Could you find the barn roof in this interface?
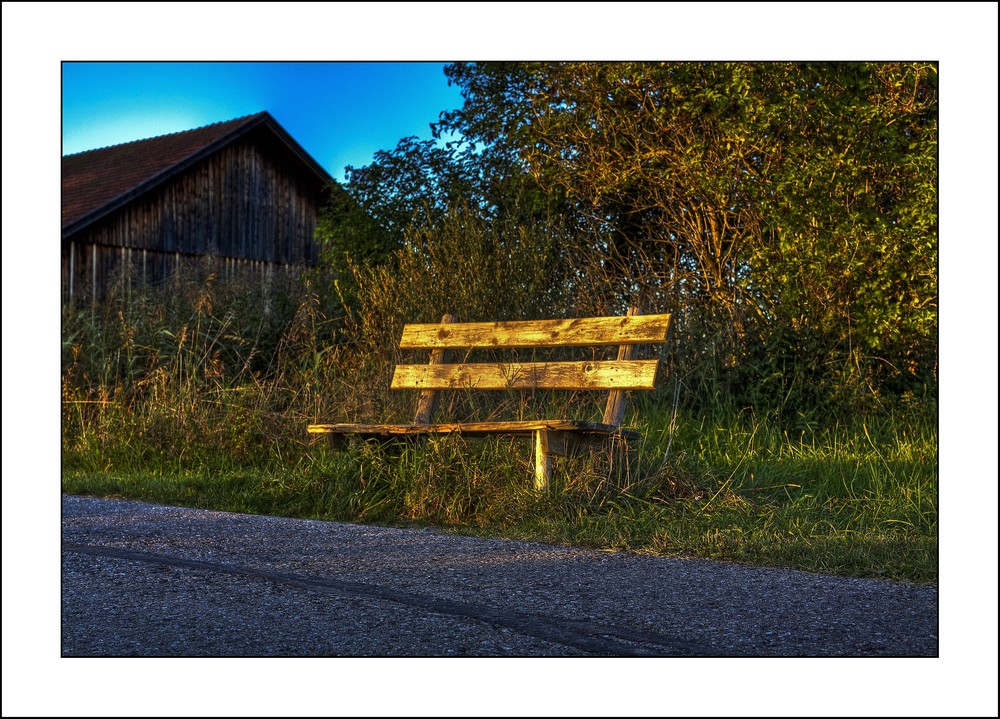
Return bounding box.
[62,111,333,238]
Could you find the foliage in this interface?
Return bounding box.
[433,61,938,417]
[324,203,583,424]
[753,63,939,401]
[313,180,397,273]
[61,268,329,469]
[319,89,575,281]
[327,62,940,419]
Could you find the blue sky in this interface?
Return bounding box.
[62,61,465,183]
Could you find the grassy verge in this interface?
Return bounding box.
[62,403,937,585]
[61,275,936,585]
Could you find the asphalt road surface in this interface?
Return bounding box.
[61,495,938,658]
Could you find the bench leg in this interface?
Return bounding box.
[534,430,568,491]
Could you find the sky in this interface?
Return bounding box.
[62,61,465,184]
[3,3,999,718]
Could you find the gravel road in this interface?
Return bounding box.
[61,494,938,657]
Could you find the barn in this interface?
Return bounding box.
[62,111,333,302]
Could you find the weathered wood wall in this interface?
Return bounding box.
[63,131,326,302]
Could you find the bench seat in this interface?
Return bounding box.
[308,420,638,439]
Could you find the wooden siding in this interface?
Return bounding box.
[62,131,325,302]
[61,241,312,304]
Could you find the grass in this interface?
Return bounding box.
[61,272,937,585]
[62,400,937,585]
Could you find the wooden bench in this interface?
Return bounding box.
[308,307,672,490]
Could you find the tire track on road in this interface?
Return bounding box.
[64,542,724,656]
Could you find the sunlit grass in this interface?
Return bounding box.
[62,275,937,585]
[63,401,937,584]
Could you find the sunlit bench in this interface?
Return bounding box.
[308,308,672,490]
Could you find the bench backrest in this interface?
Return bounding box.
[391,307,672,427]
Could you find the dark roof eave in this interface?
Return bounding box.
[62,112,334,239]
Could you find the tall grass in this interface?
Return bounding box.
[62,233,937,584]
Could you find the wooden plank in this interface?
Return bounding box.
[390,360,659,391]
[412,314,456,424]
[308,420,634,437]
[398,313,672,349]
[535,429,568,491]
[603,306,642,427]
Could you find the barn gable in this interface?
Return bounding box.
[62,111,333,302]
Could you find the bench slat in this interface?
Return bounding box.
[390,360,659,391]
[398,313,672,349]
[412,313,456,424]
[604,305,642,426]
[308,420,635,437]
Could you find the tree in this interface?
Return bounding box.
[436,61,938,410]
[440,62,770,310]
[747,62,938,404]
[318,61,937,414]
[313,180,395,270]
